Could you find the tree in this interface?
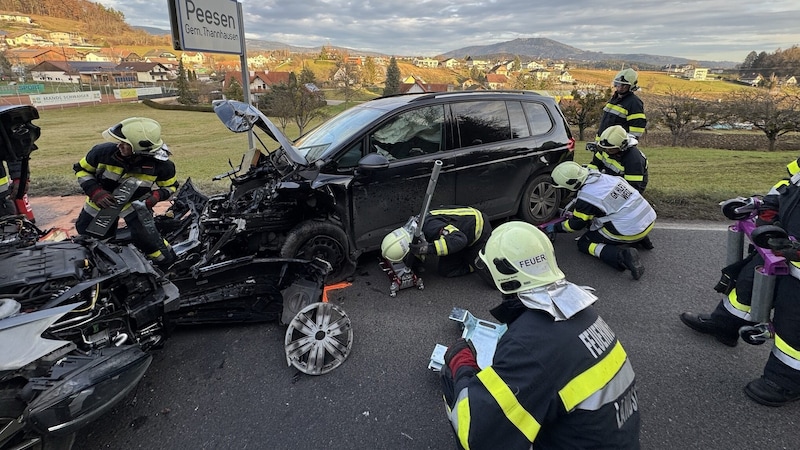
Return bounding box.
[258,83,294,131]
[0,52,13,79]
[362,56,378,86]
[727,88,800,151]
[559,88,610,140]
[224,78,244,102]
[334,60,361,104]
[176,59,195,105]
[645,88,731,146]
[383,57,401,96]
[289,72,327,135]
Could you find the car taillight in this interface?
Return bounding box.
[567,138,575,152]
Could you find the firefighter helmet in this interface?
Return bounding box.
[102,117,165,155]
[381,227,413,262]
[786,157,800,176]
[551,161,589,191]
[478,221,564,294]
[613,68,639,89]
[598,125,630,151]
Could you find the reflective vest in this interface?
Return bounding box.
[575,174,656,236]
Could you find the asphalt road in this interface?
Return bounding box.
[73,223,798,450]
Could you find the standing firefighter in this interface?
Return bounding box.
[680,157,800,406]
[74,117,179,269]
[596,68,646,139]
[546,161,656,280]
[588,125,649,194]
[440,221,640,449]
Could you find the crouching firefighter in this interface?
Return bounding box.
[74,117,179,269]
[382,206,493,282]
[440,221,640,449]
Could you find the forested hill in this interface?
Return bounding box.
[0,0,132,36]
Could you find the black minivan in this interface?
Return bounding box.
[209,91,575,281]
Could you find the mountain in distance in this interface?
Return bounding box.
[134,26,737,68]
[439,38,739,69]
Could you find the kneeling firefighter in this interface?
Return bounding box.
[381,206,492,281]
[74,117,179,269]
[440,221,640,448]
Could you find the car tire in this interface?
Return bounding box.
[280,221,356,284]
[518,173,561,225]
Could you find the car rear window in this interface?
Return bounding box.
[522,102,554,135]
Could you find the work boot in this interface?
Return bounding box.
[744,377,800,407]
[619,247,644,280]
[679,312,739,347]
[637,235,655,250]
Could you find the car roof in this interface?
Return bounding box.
[358,90,557,112]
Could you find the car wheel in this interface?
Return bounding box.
[280,221,355,284]
[518,173,561,225]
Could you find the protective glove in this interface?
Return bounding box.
[544,223,558,242]
[444,338,479,376]
[410,240,431,256]
[585,142,598,152]
[769,238,800,261]
[90,188,115,209]
[143,191,161,209]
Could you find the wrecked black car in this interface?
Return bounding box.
[210,92,574,282]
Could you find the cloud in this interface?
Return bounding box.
[95,0,800,62]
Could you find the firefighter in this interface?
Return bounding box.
[440,221,640,449]
[0,106,40,219]
[546,161,656,280]
[588,125,649,194]
[596,68,646,139]
[74,117,179,269]
[381,206,491,279]
[680,157,800,406]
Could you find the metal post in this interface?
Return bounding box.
[236,1,254,150]
[750,266,775,323]
[726,226,745,266]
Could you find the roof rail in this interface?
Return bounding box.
[408,90,545,102]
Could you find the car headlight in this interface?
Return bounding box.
[25,345,152,436]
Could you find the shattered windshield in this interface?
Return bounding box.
[295,106,386,163]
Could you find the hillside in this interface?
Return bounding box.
[439,38,739,69]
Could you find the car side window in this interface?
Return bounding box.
[369,105,444,160]
[522,102,554,135]
[336,141,363,169]
[507,101,531,138]
[451,101,511,147]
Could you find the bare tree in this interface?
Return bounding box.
[727,88,800,151]
[559,88,610,141]
[645,88,731,146]
[258,83,293,131]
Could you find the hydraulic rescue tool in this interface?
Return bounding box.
[380,159,443,297]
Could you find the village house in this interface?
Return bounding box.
[180,51,205,66]
[413,57,439,68]
[5,32,52,47]
[440,58,460,69]
[114,62,174,84]
[683,68,708,81]
[223,70,292,101]
[0,13,32,24]
[399,77,452,93]
[738,73,764,87]
[486,73,508,90]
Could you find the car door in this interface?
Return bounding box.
[451,100,540,218]
[348,104,457,251]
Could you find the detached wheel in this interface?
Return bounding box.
[518,173,561,224]
[281,221,355,283]
[284,302,353,375]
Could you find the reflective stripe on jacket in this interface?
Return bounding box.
[424,207,486,256]
[596,92,646,137]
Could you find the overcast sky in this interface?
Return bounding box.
[94,0,800,63]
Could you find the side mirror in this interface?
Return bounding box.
[357,152,390,171]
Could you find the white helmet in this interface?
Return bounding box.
[478,221,564,294]
[381,227,412,262]
[103,117,165,156]
[598,125,629,151]
[613,68,639,89]
[551,161,589,191]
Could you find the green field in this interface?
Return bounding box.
[26,102,795,221]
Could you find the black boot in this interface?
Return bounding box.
[637,235,654,250]
[744,377,800,407]
[679,312,739,347]
[619,247,644,280]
